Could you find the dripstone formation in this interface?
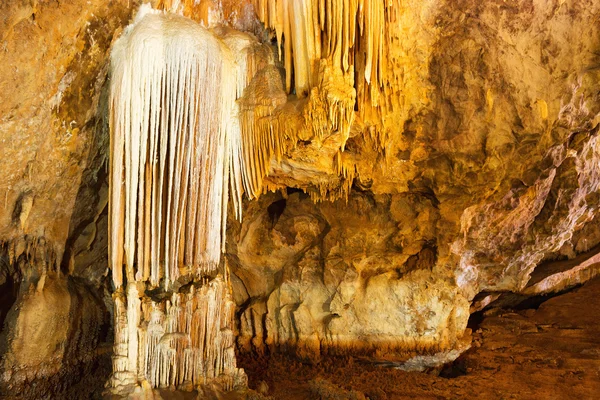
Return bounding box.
[0,0,599,398]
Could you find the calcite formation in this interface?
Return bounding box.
[110,277,243,390]
[107,5,251,392]
[108,5,243,289]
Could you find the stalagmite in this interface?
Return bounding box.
[108,2,371,392]
[110,276,245,390]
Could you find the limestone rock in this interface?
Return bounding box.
[0,0,600,397]
[0,273,108,399]
[229,192,469,359]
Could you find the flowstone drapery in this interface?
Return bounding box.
[108,5,251,391]
[105,0,445,393]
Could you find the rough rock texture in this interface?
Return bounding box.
[229,191,469,360]
[0,0,600,397]
[0,0,131,260]
[0,274,109,399]
[0,0,137,396]
[228,0,600,361]
[240,277,600,399]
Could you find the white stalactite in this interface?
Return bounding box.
[108,5,254,392]
[108,2,362,392]
[109,5,243,291]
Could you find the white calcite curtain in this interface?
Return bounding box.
[108,5,249,389]
[109,6,244,291]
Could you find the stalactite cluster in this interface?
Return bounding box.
[107,1,384,391]
[248,0,418,199]
[156,0,362,202]
[251,0,411,152]
[252,0,358,96]
[235,64,290,199]
[251,0,386,102]
[218,29,286,201]
[0,237,61,275]
[237,59,356,202]
[107,6,254,392]
[109,6,243,291]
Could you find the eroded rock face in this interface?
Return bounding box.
[0,0,132,260]
[453,134,600,295]
[0,271,109,398]
[0,0,135,396]
[239,277,600,399]
[229,192,470,360]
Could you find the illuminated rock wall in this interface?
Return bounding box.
[0,0,600,397]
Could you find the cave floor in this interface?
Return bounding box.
[239,277,600,400]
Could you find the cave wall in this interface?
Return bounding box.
[227,0,600,361]
[0,0,131,257]
[0,0,137,397]
[229,191,469,360]
[0,0,599,396]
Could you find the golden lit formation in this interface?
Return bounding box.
[108,0,428,392]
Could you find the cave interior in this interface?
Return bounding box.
[0,0,599,399]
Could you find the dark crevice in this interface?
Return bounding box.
[512,284,584,310]
[0,251,20,334]
[473,282,585,314]
[267,198,287,229]
[438,355,468,379]
[286,187,303,195]
[528,242,600,287]
[60,73,110,276]
[467,309,486,331]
